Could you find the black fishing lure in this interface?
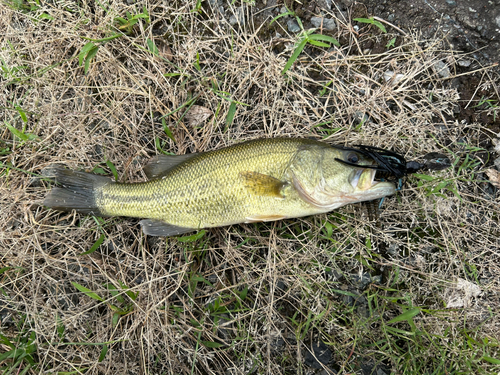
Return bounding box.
[336,145,451,182]
[336,145,422,181]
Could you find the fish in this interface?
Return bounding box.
[42,137,398,237]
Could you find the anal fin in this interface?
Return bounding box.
[139,219,195,237]
[245,215,286,223]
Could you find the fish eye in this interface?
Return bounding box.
[346,152,359,164]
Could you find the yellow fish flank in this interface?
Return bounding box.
[43,138,396,236]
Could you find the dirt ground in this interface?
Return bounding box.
[1,0,500,374]
[343,0,500,129]
[250,0,500,131]
[349,0,500,67]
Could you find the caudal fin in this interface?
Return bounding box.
[42,166,113,215]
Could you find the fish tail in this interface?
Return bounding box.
[42,166,113,215]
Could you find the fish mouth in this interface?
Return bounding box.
[350,168,396,192]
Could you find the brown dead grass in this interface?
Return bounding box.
[1,1,499,374]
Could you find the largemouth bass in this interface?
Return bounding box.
[43,138,397,236]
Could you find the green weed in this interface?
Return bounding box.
[78,7,150,74]
[282,28,340,74]
[114,6,150,35]
[71,280,138,329]
[0,57,28,84]
[273,7,340,74]
[473,96,499,121]
[0,317,37,374]
[413,142,488,201]
[386,37,396,48]
[3,120,38,147]
[353,17,387,33]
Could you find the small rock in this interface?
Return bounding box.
[445,0,456,6]
[217,313,233,341]
[311,16,336,31]
[493,156,500,170]
[304,341,332,369]
[387,243,399,256]
[342,294,354,306]
[28,176,43,188]
[351,274,372,289]
[383,70,404,84]
[353,111,370,124]
[486,169,500,189]
[229,7,245,26]
[458,59,472,67]
[434,60,451,78]
[316,0,333,10]
[270,337,285,352]
[496,14,500,28]
[287,19,301,33]
[357,303,369,318]
[0,307,15,327]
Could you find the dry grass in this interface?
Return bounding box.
[1,1,500,374]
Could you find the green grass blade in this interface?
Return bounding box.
[98,344,108,362]
[282,37,308,74]
[387,308,420,324]
[307,39,330,48]
[482,356,500,365]
[84,45,99,74]
[146,38,159,56]
[105,160,119,181]
[71,282,104,302]
[307,33,340,46]
[270,9,294,25]
[81,33,122,43]
[202,341,224,348]
[353,17,386,33]
[79,233,106,256]
[178,230,205,242]
[161,118,176,143]
[15,105,28,123]
[226,101,237,127]
[372,19,386,33]
[79,42,96,66]
[4,121,29,141]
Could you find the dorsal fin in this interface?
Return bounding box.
[240,171,286,198]
[144,153,200,179]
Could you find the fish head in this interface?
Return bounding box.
[291,146,396,210]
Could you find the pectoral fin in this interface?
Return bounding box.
[240,171,286,198]
[144,153,201,179]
